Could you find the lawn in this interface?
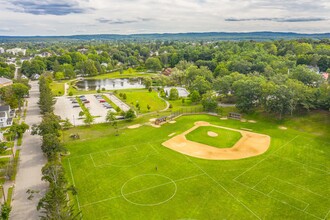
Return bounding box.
[116,89,167,113]
[50,82,65,96]
[63,112,330,219]
[186,126,242,148]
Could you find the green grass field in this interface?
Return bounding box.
[186,126,242,148]
[50,82,65,96]
[63,113,330,219]
[116,89,167,113]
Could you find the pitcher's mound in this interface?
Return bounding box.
[207,131,218,137]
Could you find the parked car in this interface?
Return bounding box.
[99,99,106,103]
[84,100,90,104]
[79,95,86,98]
[72,100,78,103]
[73,104,80,108]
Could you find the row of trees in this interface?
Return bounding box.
[33,76,79,219]
[0,62,15,79]
[17,39,330,79]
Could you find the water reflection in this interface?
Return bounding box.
[75,78,145,90]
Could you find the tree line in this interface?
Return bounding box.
[32,75,80,219]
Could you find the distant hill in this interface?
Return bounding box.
[0,32,329,42]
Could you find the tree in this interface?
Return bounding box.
[41,134,63,159]
[147,104,151,111]
[145,57,162,71]
[233,78,264,113]
[169,88,179,100]
[9,122,29,138]
[34,113,61,137]
[1,203,11,220]
[190,76,212,95]
[106,111,118,135]
[124,109,136,121]
[201,91,218,112]
[84,114,94,126]
[62,118,73,130]
[290,65,323,87]
[143,77,152,89]
[54,72,65,81]
[190,90,201,103]
[12,83,29,110]
[38,161,79,220]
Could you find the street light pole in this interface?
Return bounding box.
[73,115,75,127]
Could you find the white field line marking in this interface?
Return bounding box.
[234,179,322,220]
[272,155,330,174]
[89,154,97,167]
[68,139,167,160]
[324,209,330,220]
[148,143,160,154]
[234,135,299,181]
[269,176,329,200]
[80,173,205,208]
[184,155,261,220]
[68,159,82,212]
[97,153,155,168]
[270,189,309,210]
[252,176,269,189]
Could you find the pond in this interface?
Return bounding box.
[75,78,145,90]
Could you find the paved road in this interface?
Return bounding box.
[10,81,48,220]
[105,93,130,112]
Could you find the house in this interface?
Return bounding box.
[322,72,329,81]
[0,77,13,88]
[307,65,320,74]
[162,68,172,76]
[0,105,15,128]
[0,47,4,54]
[6,48,26,56]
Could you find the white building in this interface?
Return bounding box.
[0,105,15,128]
[6,48,27,56]
[0,47,4,54]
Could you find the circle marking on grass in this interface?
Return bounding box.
[121,174,177,206]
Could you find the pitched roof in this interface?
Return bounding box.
[0,105,10,112]
[0,77,12,84]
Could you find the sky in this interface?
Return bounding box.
[0,0,329,36]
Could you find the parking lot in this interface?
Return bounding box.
[55,94,118,126]
[54,97,84,126]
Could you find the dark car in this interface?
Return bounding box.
[72,104,80,108]
[84,100,90,104]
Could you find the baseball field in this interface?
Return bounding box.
[63,113,330,219]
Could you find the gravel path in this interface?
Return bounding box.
[10,81,48,220]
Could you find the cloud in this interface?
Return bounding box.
[96,17,155,25]
[225,17,328,22]
[8,0,91,15]
[0,28,14,32]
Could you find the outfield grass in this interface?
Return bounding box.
[50,82,65,96]
[186,126,242,148]
[116,89,167,113]
[63,112,330,219]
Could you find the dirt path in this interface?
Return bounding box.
[162,121,271,160]
[10,81,48,219]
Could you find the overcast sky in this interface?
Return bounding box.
[0,0,329,36]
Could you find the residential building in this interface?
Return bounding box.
[0,47,4,54]
[6,48,27,56]
[0,77,13,88]
[0,105,15,128]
